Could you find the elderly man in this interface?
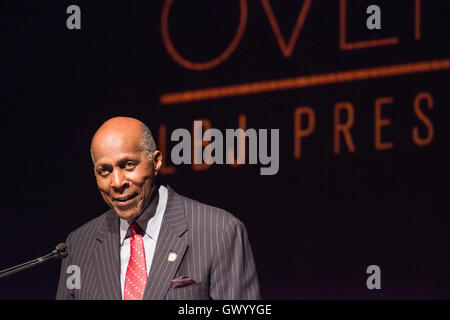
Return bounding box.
[56,117,261,300]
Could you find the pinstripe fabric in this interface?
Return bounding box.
[56,186,261,300]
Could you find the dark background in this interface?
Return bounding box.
[0,0,449,299]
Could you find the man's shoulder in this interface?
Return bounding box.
[66,209,111,244]
[172,189,244,230]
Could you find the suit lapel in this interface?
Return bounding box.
[93,209,122,300]
[143,186,188,300]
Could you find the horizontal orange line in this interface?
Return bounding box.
[341,37,399,50]
[160,58,450,105]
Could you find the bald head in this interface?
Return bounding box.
[90,117,162,220]
[91,117,156,164]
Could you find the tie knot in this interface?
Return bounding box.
[129,221,143,235]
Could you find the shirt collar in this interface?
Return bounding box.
[119,184,160,245]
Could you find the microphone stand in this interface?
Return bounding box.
[0,243,68,279]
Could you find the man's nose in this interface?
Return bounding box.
[110,168,127,191]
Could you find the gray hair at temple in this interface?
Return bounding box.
[90,123,157,164]
[140,124,157,160]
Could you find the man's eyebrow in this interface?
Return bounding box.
[96,156,140,168]
[120,154,141,161]
[118,157,140,165]
[95,163,112,170]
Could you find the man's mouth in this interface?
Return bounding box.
[113,192,139,203]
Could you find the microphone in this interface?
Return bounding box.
[52,243,68,258]
[0,243,68,279]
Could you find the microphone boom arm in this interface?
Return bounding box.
[0,243,67,279]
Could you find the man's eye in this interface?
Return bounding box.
[98,169,110,177]
[125,162,136,169]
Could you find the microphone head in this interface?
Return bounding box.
[55,243,67,253]
[54,243,68,259]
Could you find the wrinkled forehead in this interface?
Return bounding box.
[92,131,143,164]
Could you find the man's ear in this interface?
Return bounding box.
[152,150,162,175]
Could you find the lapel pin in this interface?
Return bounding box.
[168,252,177,262]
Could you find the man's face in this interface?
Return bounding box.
[92,131,160,220]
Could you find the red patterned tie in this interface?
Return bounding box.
[124,221,147,300]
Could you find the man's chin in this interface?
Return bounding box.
[114,209,139,221]
[113,204,142,221]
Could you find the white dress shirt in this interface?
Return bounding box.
[119,184,168,299]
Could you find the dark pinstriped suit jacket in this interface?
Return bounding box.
[56,186,261,300]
